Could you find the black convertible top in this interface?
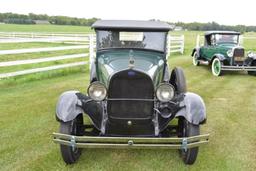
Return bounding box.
[92,20,172,31]
[205,31,240,36]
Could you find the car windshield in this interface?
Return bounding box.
[215,34,239,44]
[96,30,166,52]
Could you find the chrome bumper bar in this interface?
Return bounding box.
[53,133,209,150]
[222,65,256,71]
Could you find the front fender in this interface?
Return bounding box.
[175,92,206,125]
[212,54,226,62]
[56,91,83,122]
[191,47,200,57]
[55,91,103,130]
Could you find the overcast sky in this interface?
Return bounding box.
[0,0,255,26]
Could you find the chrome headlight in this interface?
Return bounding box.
[87,82,107,101]
[248,51,255,58]
[227,49,233,57]
[156,83,175,102]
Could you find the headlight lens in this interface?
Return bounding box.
[227,49,233,57]
[248,51,255,58]
[88,82,107,101]
[156,83,175,102]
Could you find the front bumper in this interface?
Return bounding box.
[222,65,256,71]
[53,132,209,150]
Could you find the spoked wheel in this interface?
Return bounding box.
[59,114,84,164]
[178,117,200,165]
[170,67,187,94]
[211,58,222,76]
[192,52,200,66]
[248,60,256,76]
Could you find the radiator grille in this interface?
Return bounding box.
[107,70,154,120]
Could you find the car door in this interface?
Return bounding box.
[201,34,216,61]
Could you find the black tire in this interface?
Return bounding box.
[192,52,200,66]
[248,60,256,76]
[178,117,200,165]
[170,67,187,94]
[59,114,84,164]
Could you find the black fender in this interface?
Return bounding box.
[55,91,103,130]
[249,59,256,67]
[191,47,200,57]
[90,62,97,83]
[247,53,256,65]
[210,54,226,64]
[175,92,206,125]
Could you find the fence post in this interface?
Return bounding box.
[196,35,200,48]
[89,34,94,69]
[167,35,171,58]
[239,35,243,46]
[181,35,185,54]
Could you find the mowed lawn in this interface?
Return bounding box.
[0,25,256,170]
[0,56,256,170]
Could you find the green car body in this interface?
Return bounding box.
[96,49,165,88]
[192,31,256,76]
[54,20,209,165]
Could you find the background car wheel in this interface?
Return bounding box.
[211,58,222,76]
[248,60,256,76]
[192,52,200,66]
[59,114,84,164]
[178,117,200,165]
[170,67,187,94]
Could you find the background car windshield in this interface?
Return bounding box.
[97,31,166,52]
[215,34,239,44]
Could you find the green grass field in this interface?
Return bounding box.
[0,24,256,171]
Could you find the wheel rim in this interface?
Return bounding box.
[212,59,221,76]
[193,54,198,65]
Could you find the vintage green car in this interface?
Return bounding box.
[192,31,256,76]
[53,20,209,165]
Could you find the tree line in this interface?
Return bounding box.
[173,22,256,33]
[0,13,99,26]
[1,13,256,32]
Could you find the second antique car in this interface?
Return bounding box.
[191,31,256,76]
[53,20,209,165]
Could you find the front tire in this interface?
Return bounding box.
[178,118,200,165]
[211,58,222,76]
[59,114,84,164]
[170,67,187,94]
[248,60,256,76]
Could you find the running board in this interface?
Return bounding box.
[198,60,209,65]
[222,66,256,71]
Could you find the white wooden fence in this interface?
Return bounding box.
[167,35,185,55]
[0,33,184,79]
[0,32,93,44]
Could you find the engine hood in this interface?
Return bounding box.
[96,49,166,87]
[218,43,244,50]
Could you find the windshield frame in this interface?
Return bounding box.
[95,30,168,53]
[213,33,240,45]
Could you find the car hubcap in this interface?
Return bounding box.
[213,59,221,75]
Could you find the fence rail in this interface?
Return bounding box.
[0,61,87,79]
[167,35,184,55]
[0,33,185,79]
[0,45,88,55]
[0,53,88,67]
